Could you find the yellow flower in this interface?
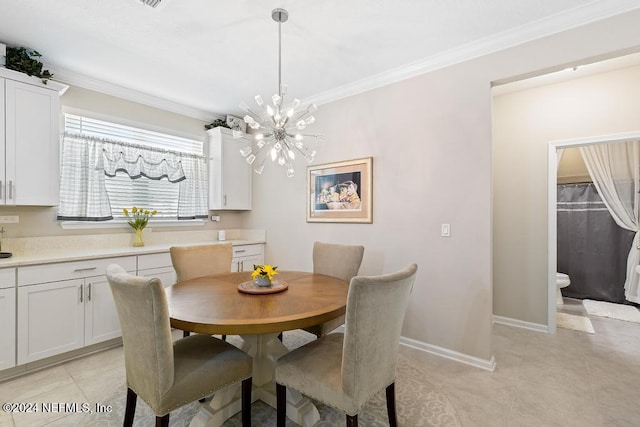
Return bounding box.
[251,264,278,281]
[123,206,157,231]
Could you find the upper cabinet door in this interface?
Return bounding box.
[4,79,60,206]
[208,127,252,210]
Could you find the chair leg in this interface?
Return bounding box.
[124,387,137,427]
[346,414,358,427]
[386,382,397,427]
[277,332,283,342]
[222,334,227,341]
[183,330,190,337]
[241,377,252,427]
[155,414,169,427]
[276,383,287,427]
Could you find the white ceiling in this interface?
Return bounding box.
[0,0,638,120]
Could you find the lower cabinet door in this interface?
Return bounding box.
[236,254,265,272]
[0,287,16,370]
[84,278,121,346]
[17,279,85,364]
[139,266,177,288]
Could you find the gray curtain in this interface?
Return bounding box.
[557,183,634,303]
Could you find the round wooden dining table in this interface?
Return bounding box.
[165,270,349,427]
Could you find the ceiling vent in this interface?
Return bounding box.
[139,0,162,8]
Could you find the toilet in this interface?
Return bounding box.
[556,272,571,305]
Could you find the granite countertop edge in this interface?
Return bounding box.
[0,239,265,268]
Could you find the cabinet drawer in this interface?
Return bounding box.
[137,252,172,270]
[18,256,136,286]
[0,267,16,289]
[232,244,263,258]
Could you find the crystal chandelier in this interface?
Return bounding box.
[235,8,320,178]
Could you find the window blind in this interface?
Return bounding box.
[65,114,203,155]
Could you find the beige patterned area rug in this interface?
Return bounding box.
[85,331,461,426]
[583,299,640,323]
[557,312,595,334]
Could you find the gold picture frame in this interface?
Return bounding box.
[307,157,372,223]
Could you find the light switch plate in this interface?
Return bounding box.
[441,223,451,237]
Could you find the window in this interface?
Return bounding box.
[58,114,208,222]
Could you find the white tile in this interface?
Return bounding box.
[10,383,88,427]
[0,411,14,427]
[0,367,73,403]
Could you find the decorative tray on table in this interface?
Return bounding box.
[237,280,288,294]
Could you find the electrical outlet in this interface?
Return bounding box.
[211,215,221,222]
[0,216,19,224]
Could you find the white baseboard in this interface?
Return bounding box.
[492,315,548,333]
[399,336,496,372]
[335,325,496,371]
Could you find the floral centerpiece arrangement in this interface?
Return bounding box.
[252,264,278,287]
[123,207,157,247]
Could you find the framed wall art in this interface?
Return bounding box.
[307,157,372,223]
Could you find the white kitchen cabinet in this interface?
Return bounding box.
[232,244,265,272]
[138,252,177,287]
[17,256,135,364]
[84,275,123,346]
[17,279,85,363]
[0,268,16,370]
[0,69,67,206]
[207,127,252,210]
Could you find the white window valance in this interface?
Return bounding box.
[102,140,187,183]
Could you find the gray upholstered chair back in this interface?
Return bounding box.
[341,263,417,400]
[312,241,365,282]
[106,264,175,408]
[170,243,232,282]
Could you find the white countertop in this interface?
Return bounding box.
[0,229,265,268]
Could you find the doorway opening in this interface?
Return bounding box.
[547,133,640,331]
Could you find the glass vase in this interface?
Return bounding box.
[133,228,144,247]
[254,275,272,287]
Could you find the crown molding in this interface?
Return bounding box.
[51,66,220,122]
[304,0,640,107]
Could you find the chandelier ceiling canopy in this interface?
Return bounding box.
[235,8,320,178]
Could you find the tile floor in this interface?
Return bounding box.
[1,299,639,426]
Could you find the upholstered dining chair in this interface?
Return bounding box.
[276,263,417,427]
[170,242,233,338]
[303,241,365,338]
[170,242,233,282]
[106,264,253,427]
